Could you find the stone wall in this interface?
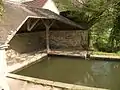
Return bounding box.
[6,30,88,65]
[8,32,46,53]
[8,30,88,53]
[49,30,88,51]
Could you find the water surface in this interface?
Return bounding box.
[15,56,120,90]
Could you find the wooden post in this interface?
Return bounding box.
[27,19,40,31]
[46,26,50,53]
[41,19,55,53]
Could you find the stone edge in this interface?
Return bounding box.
[7,73,108,90]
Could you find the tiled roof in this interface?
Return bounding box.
[23,0,47,8]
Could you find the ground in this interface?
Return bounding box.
[7,77,61,90]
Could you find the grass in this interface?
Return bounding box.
[92,51,120,56]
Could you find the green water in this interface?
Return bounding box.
[15,56,120,90]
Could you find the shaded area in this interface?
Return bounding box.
[8,30,88,53]
[49,31,88,51]
[60,11,89,29]
[15,56,120,90]
[9,32,46,53]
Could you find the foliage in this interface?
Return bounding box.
[0,0,3,19]
[92,1,120,53]
[54,0,120,53]
[108,3,120,52]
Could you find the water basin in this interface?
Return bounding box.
[13,55,120,90]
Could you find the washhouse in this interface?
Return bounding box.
[1,1,120,90]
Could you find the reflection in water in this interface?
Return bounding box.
[92,62,110,75]
[15,56,120,90]
[91,62,111,88]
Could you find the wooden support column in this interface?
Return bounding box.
[41,19,55,53]
[46,26,50,53]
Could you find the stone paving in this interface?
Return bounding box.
[7,77,62,90]
[6,49,45,66]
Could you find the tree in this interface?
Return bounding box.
[109,3,120,52]
[54,0,120,53]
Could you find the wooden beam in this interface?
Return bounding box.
[27,19,40,31]
[41,19,55,53]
